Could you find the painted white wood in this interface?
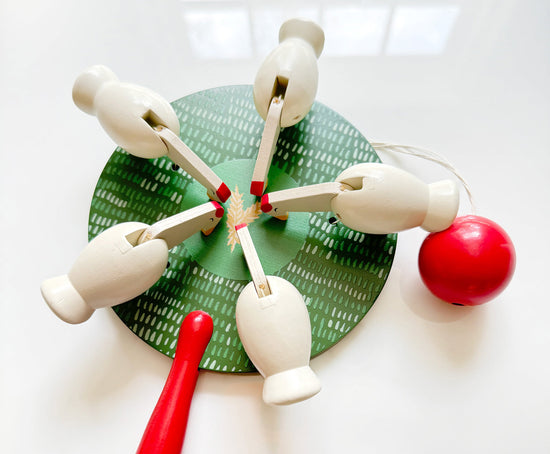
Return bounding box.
[73,65,230,202]
[261,181,346,219]
[234,224,320,405]
[253,18,324,128]
[8,5,548,453]
[138,201,224,249]
[156,126,230,202]
[235,224,271,298]
[40,222,168,324]
[279,17,324,58]
[262,163,459,234]
[236,276,321,405]
[72,65,180,158]
[333,163,459,233]
[250,96,283,196]
[40,203,224,324]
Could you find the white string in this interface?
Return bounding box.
[371,141,477,214]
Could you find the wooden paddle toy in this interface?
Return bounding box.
[40,202,224,324]
[73,65,231,203]
[250,18,325,196]
[234,224,321,405]
[261,163,459,234]
[136,310,213,454]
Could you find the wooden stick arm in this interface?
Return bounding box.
[250,96,284,196]
[40,200,225,325]
[260,182,348,218]
[138,201,224,249]
[235,224,271,298]
[157,127,231,203]
[250,19,325,196]
[41,200,224,325]
[73,66,230,202]
[261,162,458,233]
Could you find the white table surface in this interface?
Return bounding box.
[2,1,549,453]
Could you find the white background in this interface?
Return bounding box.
[1,0,549,453]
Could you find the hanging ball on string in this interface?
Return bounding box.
[418,215,516,306]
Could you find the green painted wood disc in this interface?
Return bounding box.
[88,85,397,372]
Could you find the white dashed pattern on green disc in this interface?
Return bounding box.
[89,85,397,373]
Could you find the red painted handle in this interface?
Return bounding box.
[136,311,214,454]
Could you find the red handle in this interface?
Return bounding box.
[136,311,214,454]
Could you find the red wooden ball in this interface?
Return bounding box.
[418,215,515,306]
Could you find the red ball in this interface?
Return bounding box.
[418,215,516,305]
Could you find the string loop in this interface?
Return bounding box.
[371,142,477,214]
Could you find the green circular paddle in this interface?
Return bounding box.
[88,85,396,372]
